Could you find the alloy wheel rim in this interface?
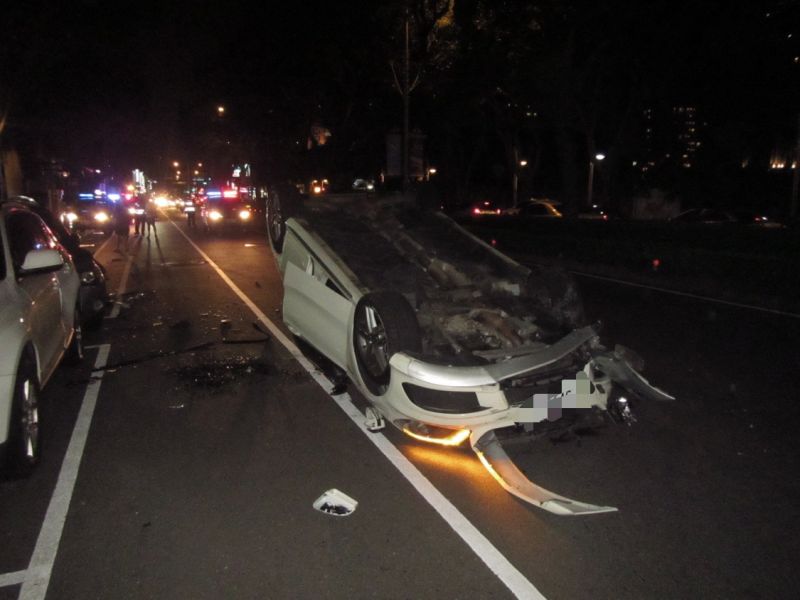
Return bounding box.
[22,378,39,459]
[356,305,388,377]
[269,196,283,241]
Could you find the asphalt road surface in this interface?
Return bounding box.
[1,210,798,599]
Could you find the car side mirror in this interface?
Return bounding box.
[19,248,65,276]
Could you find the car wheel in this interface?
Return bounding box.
[266,183,300,254]
[84,310,104,331]
[5,355,42,477]
[66,307,85,364]
[353,291,422,395]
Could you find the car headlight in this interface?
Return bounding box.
[238,209,251,220]
[94,211,109,223]
[209,210,223,221]
[63,211,79,223]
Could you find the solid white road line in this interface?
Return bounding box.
[19,345,111,600]
[93,233,113,258]
[107,249,134,319]
[572,270,800,319]
[0,570,26,588]
[169,219,546,600]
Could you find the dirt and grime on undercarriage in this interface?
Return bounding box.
[297,195,588,365]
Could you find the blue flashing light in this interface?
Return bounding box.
[107,193,121,201]
[79,193,94,200]
[206,190,222,198]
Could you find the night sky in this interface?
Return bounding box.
[1,1,798,194]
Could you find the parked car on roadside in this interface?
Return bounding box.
[13,196,108,329]
[0,197,84,477]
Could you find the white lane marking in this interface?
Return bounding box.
[0,570,26,588]
[19,345,111,600]
[93,234,113,258]
[169,219,545,599]
[573,270,800,319]
[107,251,134,319]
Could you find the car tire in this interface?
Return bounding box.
[266,183,301,254]
[353,291,422,395]
[65,307,84,364]
[84,310,104,331]
[4,353,42,478]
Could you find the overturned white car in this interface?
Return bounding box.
[267,188,673,515]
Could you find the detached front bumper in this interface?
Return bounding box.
[373,325,673,515]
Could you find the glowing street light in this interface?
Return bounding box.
[519,159,528,167]
[172,161,179,168]
[587,153,606,207]
[217,105,225,116]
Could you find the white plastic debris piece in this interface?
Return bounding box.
[313,489,358,517]
[364,406,385,432]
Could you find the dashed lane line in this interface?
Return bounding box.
[17,345,111,600]
[168,218,545,600]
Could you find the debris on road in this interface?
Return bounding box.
[172,356,271,389]
[313,489,358,517]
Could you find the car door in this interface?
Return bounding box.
[281,229,353,370]
[6,211,68,377]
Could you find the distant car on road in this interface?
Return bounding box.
[577,204,615,221]
[506,198,563,218]
[61,198,113,235]
[0,197,84,477]
[670,208,783,228]
[200,188,254,233]
[470,200,503,216]
[352,178,376,192]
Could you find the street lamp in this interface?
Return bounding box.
[217,105,225,116]
[587,153,605,207]
[172,161,179,168]
[512,157,528,207]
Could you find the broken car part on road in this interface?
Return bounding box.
[266,188,673,515]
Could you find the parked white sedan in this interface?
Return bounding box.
[0,198,83,477]
[267,188,672,515]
